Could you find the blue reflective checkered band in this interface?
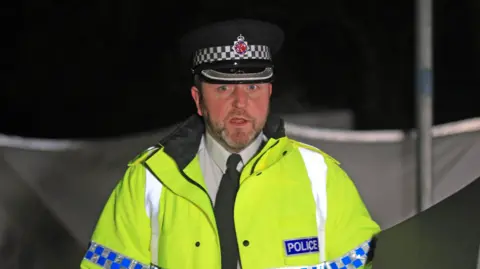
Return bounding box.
[282,239,372,269]
[83,241,151,269]
[326,239,371,269]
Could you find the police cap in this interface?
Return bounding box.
[180,19,284,84]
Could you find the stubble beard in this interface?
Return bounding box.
[201,105,264,153]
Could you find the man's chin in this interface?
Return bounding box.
[224,132,257,150]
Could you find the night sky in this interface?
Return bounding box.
[7,0,480,139]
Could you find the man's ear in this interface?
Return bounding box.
[191,86,203,116]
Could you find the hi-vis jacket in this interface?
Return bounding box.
[81,115,381,269]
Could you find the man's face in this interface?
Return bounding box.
[191,81,272,153]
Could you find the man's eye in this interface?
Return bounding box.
[217,85,229,91]
[248,84,258,90]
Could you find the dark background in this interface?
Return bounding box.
[8,0,480,139]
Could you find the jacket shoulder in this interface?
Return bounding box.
[128,146,160,166]
[289,139,340,165]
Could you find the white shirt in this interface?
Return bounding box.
[198,131,266,204]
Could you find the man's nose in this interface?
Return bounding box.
[232,86,248,108]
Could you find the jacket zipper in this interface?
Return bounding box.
[180,170,214,207]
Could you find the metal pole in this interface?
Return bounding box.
[416,0,434,212]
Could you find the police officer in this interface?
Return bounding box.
[81,19,381,269]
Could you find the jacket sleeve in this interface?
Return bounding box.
[324,160,381,269]
[80,164,152,269]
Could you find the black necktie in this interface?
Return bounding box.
[214,153,242,269]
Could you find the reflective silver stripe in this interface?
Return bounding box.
[298,147,328,262]
[145,168,162,265]
[270,239,372,269]
[298,146,372,268]
[84,241,150,269]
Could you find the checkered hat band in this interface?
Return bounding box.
[193,45,271,67]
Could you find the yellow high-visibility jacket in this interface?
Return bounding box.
[81,115,380,269]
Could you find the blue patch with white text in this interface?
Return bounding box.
[283,237,319,256]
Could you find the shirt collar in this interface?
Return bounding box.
[203,131,266,173]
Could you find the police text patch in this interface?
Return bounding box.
[283,237,319,256]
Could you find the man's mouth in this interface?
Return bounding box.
[229,117,248,125]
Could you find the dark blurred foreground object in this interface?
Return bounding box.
[372,176,480,269]
[0,159,84,269]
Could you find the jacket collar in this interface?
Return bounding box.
[158,114,286,170]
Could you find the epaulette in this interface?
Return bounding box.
[128,146,161,166]
[290,139,340,165]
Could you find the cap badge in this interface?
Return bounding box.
[232,34,249,55]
